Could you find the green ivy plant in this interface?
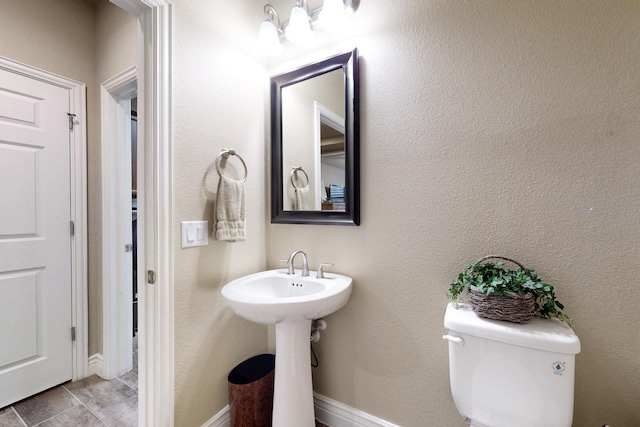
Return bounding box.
[447,260,571,324]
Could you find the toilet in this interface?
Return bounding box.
[443,303,581,427]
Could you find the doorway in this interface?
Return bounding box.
[101,67,137,381]
[0,0,172,424]
[109,1,174,426]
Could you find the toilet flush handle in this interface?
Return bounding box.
[442,334,464,346]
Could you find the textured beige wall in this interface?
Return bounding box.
[0,0,136,356]
[95,1,138,84]
[4,1,638,426]
[266,1,640,426]
[0,0,96,81]
[172,1,269,426]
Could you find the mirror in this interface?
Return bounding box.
[271,49,359,225]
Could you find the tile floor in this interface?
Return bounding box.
[0,335,329,427]
[1,383,329,427]
[0,337,138,427]
[0,373,138,427]
[1,383,328,427]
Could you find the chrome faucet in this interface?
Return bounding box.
[287,250,309,277]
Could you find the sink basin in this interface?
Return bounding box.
[221,268,353,427]
[221,269,353,324]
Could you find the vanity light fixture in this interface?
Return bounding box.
[285,0,314,46]
[318,0,349,33]
[258,4,284,56]
[258,0,361,55]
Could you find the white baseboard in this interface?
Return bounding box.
[87,353,104,378]
[200,394,397,427]
[314,393,400,427]
[201,405,230,427]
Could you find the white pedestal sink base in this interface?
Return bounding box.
[221,269,353,425]
[273,319,315,427]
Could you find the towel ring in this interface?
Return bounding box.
[216,149,247,183]
[290,166,309,189]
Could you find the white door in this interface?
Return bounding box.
[0,67,73,407]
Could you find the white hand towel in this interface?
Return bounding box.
[294,186,309,210]
[215,176,245,242]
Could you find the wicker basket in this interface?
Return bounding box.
[467,256,535,324]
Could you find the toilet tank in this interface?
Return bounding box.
[444,303,580,427]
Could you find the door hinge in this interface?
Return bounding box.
[147,270,156,284]
[71,326,76,341]
[70,220,75,237]
[67,112,77,131]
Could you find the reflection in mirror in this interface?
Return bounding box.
[318,102,345,211]
[282,69,344,211]
[271,49,359,225]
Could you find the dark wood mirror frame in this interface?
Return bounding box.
[270,48,360,225]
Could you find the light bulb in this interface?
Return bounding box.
[258,20,283,56]
[319,0,348,34]
[285,6,314,46]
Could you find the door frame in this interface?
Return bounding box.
[101,66,137,380]
[0,56,89,384]
[109,1,174,426]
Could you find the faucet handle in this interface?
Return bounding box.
[278,258,294,275]
[316,263,333,279]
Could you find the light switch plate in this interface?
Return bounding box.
[181,221,209,248]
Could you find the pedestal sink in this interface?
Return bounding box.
[221,269,353,427]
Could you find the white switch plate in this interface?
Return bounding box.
[181,221,209,248]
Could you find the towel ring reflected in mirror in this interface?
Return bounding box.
[216,149,247,183]
[290,166,310,189]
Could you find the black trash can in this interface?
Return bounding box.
[228,354,275,427]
